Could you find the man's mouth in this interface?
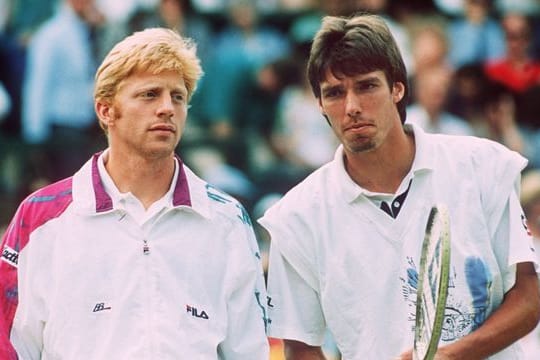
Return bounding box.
[149,124,176,133]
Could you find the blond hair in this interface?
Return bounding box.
[94,28,203,106]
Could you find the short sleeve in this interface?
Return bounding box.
[471,139,527,238]
[492,189,540,292]
[266,241,327,346]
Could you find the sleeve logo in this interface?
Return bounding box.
[1,245,19,268]
[521,214,532,237]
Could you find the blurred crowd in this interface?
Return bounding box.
[3,0,540,218]
[3,0,540,358]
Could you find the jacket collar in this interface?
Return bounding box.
[72,151,210,218]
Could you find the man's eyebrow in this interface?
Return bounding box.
[355,76,381,83]
[135,84,187,93]
[172,87,188,94]
[321,83,343,92]
[135,84,160,93]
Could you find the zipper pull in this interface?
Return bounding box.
[143,239,150,255]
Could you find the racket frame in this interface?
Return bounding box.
[413,205,451,360]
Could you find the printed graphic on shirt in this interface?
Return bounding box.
[255,291,270,330]
[3,284,17,302]
[236,203,252,226]
[400,256,420,331]
[205,184,253,227]
[401,255,492,341]
[464,257,491,331]
[206,184,232,205]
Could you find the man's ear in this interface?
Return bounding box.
[95,101,113,128]
[392,82,405,103]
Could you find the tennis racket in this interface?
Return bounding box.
[413,204,451,360]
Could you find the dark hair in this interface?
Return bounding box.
[307,13,409,123]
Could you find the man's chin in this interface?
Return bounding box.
[142,145,177,160]
[345,139,376,154]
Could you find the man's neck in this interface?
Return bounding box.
[104,150,176,210]
[344,126,416,194]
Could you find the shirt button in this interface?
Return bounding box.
[393,201,400,208]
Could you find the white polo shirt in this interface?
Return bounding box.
[0,151,269,359]
[259,124,539,359]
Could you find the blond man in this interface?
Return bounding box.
[0,28,269,359]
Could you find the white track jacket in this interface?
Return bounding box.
[0,153,269,359]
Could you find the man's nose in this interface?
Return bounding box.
[345,92,362,118]
[157,95,175,117]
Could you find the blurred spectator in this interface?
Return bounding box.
[0,0,11,125]
[273,79,336,171]
[0,0,9,38]
[484,12,540,94]
[199,0,291,169]
[516,84,540,129]
[407,65,474,135]
[447,0,505,68]
[22,0,106,182]
[187,56,303,214]
[521,169,540,243]
[0,82,10,123]
[278,0,318,13]
[286,0,362,55]
[96,0,142,23]
[517,86,540,168]
[410,19,451,75]
[234,57,302,175]
[183,56,299,212]
[447,62,490,123]
[355,0,415,76]
[0,0,25,138]
[263,56,338,193]
[0,0,29,220]
[519,169,540,359]
[6,0,57,44]
[100,0,213,62]
[495,0,540,15]
[474,79,529,156]
[434,0,466,16]
[98,2,155,60]
[447,62,540,164]
[434,0,540,16]
[190,0,281,15]
[157,0,213,60]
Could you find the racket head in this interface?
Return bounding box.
[413,204,451,360]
